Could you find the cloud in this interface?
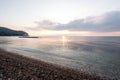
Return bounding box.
[28,11,120,32]
[54,11,120,32]
[27,20,57,30]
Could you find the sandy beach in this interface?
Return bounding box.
[0,49,110,80]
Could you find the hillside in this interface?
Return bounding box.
[0,27,28,36]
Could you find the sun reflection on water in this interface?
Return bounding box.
[62,36,69,48]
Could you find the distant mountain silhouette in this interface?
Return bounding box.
[0,27,29,36]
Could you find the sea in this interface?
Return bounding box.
[0,36,120,79]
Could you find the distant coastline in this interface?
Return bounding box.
[0,27,28,36]
[19,36,39,38]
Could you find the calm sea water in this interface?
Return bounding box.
[0,36,120,79]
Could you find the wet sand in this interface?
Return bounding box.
[0,49,110,80]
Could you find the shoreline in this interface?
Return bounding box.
[0,49,110,80]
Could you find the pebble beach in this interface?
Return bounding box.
[0,49,110,80]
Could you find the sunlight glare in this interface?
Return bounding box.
[62,36,65,42]
[62,36,68,47]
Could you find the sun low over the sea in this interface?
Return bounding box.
[27,29,97,36]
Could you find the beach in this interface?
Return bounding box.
[0,49,110,80]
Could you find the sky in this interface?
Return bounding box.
[0,0,120,36]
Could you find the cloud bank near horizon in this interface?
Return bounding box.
[28,11,120,32]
